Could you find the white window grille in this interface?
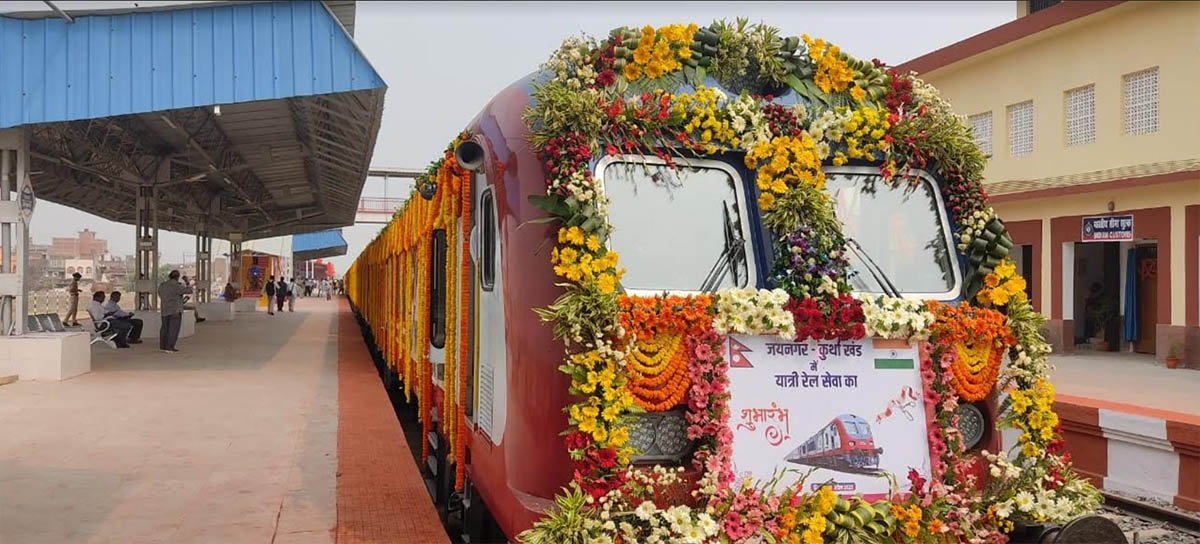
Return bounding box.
[1008,101,1034,156]
[1065,85,1095,146]
[969,112,993,155]
[1124,68,1158,135]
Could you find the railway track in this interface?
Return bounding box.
[1100,491,1200,543]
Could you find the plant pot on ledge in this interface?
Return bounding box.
[1166,341,1183,369]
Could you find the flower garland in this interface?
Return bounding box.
[927,301,1014,402]
[858,294,935,340]
[711,288,795,339]
[618,295,713,412]
[786,293,866,342]
[686,327,734,494]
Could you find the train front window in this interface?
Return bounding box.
[844,420,872,440]
[825,169,958,297]
[602,158,753,293]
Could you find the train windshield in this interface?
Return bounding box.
[826,170,958,297]
[602,158,753,293]
[843,418,872,439]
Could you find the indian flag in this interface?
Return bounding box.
[872,338,914,369]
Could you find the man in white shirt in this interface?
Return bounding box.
[287,277,297,312]
[87,291,131,348]
[103,291,143,344]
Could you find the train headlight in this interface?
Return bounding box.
[628,409,692,463]
[956,402,988,451]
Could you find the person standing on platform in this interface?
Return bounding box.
[287,277,297,312]
[64,272,82,327]
[275,277,287,313]
[157,270,193,354]
[264,275,277,315]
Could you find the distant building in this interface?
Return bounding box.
[50,228,108,260]
[899,1,1200,365]
[64,259,96,280]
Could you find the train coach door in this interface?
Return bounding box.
[469,173,507,445]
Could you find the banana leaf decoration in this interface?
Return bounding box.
[963,216,1014,300]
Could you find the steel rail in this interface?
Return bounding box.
[1101,491,1200,539]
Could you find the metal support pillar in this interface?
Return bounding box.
[194,223,211,303]
[135,162,166,311]
[0,129,29,335]
[228,233,243,291]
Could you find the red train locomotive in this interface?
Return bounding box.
[786,414,883,471]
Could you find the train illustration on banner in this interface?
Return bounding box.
[786,414,883,473]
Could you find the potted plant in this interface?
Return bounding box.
[1087,300,1115,351]
[1166,341,1183,369]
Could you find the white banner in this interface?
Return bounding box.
[726,336,932,499]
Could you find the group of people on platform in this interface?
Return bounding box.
[262,277,342,315]
[80,270,193,353]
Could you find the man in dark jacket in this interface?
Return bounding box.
[264,275,276,315]
[275,278,287,313]
[157,270,193,353]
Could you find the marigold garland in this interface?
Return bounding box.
[626,332,691,411]
[926,301,1015,402]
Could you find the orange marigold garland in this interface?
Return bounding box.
[926,301,1015,402]
[627,332,690,411]
[618,294,713,411]
[455,169,472,491]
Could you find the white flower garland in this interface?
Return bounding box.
[712,288,796,339]
[857,294,934,340]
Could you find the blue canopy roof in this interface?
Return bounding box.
[0,1,387,240]
[0,0,384,128]
[293,228,348,261]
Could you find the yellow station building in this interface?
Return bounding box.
[899,0,1200,367]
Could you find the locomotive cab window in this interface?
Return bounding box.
[430,229,447,349]
[600,156,754,294]
[480,188,496,291]
[823,167,960,299]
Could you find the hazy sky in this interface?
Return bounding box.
[3,1,1015,272]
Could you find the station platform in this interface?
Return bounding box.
[0,299,448,544]
[1048,353,1200,512]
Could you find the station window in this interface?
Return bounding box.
[480,188,496,291]
[429,229,447,349]
[1123,68,1159,136]
[1064,85,1095,146]
[968,112,993,155]
[1007,100,1034,157]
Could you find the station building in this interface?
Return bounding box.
[899,0,1200,367]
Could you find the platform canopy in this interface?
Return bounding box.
[0,0,385,240]
[292,228,347,261]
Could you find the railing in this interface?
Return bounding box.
[27,289,72,320]
[357,197,406,214]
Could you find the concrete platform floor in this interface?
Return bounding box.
[1049,351,1200,416]
[0,300,339,544]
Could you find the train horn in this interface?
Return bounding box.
[455,140,485,172]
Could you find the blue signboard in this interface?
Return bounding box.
[1082,214,1133,242]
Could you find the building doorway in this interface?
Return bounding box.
[1131,244,1158,354]
[1011,244,1035,302]
[1072,242,1120,351]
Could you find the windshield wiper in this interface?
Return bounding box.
[700,203,746,293]
[845,237,900,298]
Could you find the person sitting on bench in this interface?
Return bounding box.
[87,292,131,348]
[103,291,143,344]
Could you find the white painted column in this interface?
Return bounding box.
[1062,242,1075,321]
[1170,204,1186,326]
[0,129,30,335]
[1041,218,1054,315]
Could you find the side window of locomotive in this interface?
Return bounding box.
[481,188,496,291]
[430,229,447,349]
